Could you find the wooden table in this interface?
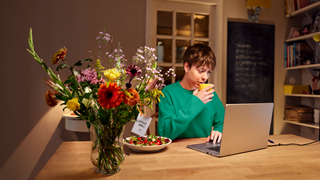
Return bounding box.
[35,135,320,180]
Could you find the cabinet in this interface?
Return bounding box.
[284,1,320,130]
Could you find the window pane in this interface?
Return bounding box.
[158,66,172,85]
[176,13,191,36]
[157,11,173,35]
[176,40,190,63]
[156,39,172,63]
[194,14,209,38]
[194,41,208,46]
[175,67,185,82]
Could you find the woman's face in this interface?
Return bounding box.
[184,62,212,90]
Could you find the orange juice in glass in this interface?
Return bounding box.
[198,84,213,91]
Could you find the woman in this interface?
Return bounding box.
[158,43,224,143]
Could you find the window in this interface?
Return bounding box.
[156,8,210,85]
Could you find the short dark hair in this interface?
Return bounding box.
[182,43,216,70]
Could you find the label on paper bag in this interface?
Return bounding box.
[131,113,152,136]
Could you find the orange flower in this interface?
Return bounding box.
[51,46,67,64]
[124,89,140,106]
[45,90,58,107]
[98,82,123,109]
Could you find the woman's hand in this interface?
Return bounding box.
[193,85,214,104]
[206,130,222,143]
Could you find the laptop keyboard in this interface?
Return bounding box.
[206,144,221,152]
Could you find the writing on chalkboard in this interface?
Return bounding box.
[234,43,266,89]
[227,21,274,103]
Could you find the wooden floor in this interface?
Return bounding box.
[34,134,320,180]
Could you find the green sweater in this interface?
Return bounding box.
[158,81,225,140]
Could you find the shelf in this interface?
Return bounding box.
[285,63,320,70]
[286,1,320,18]
[285,32,320,42]
[284,120,319,129]
[285,94,320,98]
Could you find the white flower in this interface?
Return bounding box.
[82,98,92,108]
[84,87,92,93]
[54,83,63,91]
[73,70,79,77]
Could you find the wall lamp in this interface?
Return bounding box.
[247,0,271,22]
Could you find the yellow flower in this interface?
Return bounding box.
[94,59,105,70]
[150,89,164,103]
[104,68,121,81]
[67,98,80,111]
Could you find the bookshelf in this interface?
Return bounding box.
[285,32,320,43]
[286,1,320,18]
[285,63,320,70]
[285,94,320,98]
[284,1,320,133]
[283,120,319,129]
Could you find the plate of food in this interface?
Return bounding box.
[123,134,172,152]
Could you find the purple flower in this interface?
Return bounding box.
[126,64,142,78]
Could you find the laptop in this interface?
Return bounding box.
[187,103,274,157]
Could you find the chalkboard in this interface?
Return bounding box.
[227,21,274,104]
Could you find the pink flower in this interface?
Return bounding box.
[76,68,105,85]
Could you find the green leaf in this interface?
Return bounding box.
[28,28,34,52]
[86,121,91,129]
[64,79,71,84]
[56,64,68,71]
[152,62,157,69]
[73,59,92,67]
[55,94,69,101]
[74,60,83,66]
[83,58,93,62]
[83,93,91,99]
[89,115,95,122]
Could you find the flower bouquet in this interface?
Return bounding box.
[27,28,175,175]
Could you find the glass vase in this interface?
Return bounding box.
[89,123,125,175]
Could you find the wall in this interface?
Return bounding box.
[0,0,146,180]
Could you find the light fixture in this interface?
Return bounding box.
[247,0,271,22]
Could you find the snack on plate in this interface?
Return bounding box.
[124,134,170,146]
[199,84,213,91]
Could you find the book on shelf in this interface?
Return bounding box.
[284,41,315,67]
[284,43,290,67]
[286,0,298,14]
[297,0,310,9]
[285,0,314,14]
[284,44,287,68]
[295,42,300,66]
[291,44,295,66]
